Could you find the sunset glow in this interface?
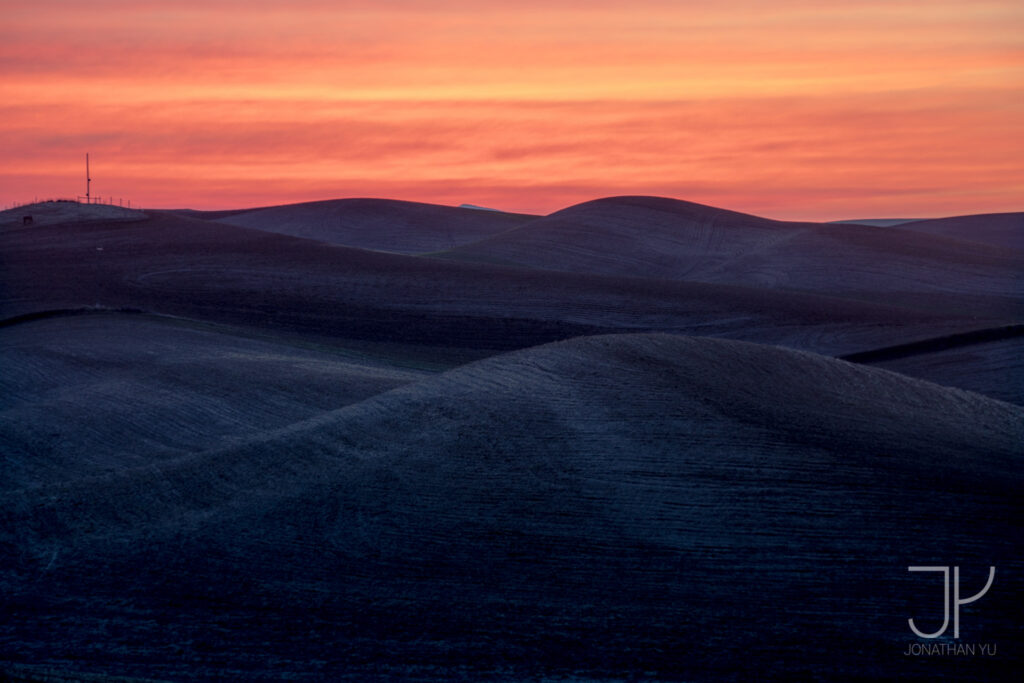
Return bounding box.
[2,0,1022,219]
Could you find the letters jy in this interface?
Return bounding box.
[908,566,995,638]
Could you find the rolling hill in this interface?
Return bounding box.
[1,208,1005,358]
[894,211,1024,250]
[0,312,433,491]
[2,333,1021,680]
[194,198,535,253]
[2,195,1021,680]
[439,196,1023,313]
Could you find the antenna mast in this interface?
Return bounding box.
[86,153,91,204]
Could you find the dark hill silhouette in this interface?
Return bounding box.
[439,196,1024,310]
[3,209,994,357]
[895,211,1024,250]
[440,195,799,276]
[196,197,536,253]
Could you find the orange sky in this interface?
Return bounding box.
[2,0,1022,219]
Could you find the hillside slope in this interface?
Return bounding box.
[207,198,535,253]
[2,209,1001,358]
[3,333,1021,680]
[0,312,431,491]
[896,211,1024,250]
[439,196,1024,307]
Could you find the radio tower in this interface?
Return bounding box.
[86,153,91,204]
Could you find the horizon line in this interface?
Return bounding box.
[4,193,1020,225]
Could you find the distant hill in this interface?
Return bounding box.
[830,218,921,227]
[3,208,997,358]
[440,195,795,275]
[188,198,536,253]
[437,196,1024,309]
[895,211,1024,250]
[0,200,145,230]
